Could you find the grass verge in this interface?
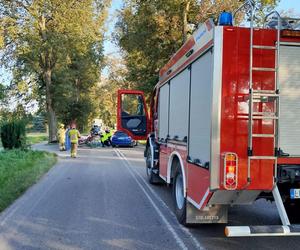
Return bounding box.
[27,133,48,145]
[0,149,57,212]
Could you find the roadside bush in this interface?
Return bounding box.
[0,120,27,149]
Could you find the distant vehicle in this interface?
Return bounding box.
[90,125,101,136]
[111,131,135,147]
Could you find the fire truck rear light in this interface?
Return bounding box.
[228,165,235,173]
[224,153,238,190]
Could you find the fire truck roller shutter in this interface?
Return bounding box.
[158,83,170,141]
[279,44,300,156]
[169,68,190,141]
[188,51,213,166]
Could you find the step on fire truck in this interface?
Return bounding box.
[117,1,300,237]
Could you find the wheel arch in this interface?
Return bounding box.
[167,151,187,197]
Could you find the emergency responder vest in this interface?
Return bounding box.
[101,133,108,143]
[69,129,80,144]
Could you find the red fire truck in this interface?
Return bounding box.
[117,1,300,236]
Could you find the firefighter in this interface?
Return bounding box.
[105,128,112,146]
[57,124,66,151]
[68,124,81,158]
[100,131,107,147]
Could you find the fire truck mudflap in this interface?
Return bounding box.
[186,203,228,224]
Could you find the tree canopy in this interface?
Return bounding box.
[115,0,279,96]
[0,0,110,140]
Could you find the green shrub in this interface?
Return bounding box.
[0,120,27,149]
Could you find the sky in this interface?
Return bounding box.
[277,0,300,12]
[103,0,123,56]
[1,0,300,86]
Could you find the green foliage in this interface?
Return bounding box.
[98,56,129,127]
[0,0,111,140]
[115,0,279,96]
[59,98,95,131]
[0,120,27,149]
[0,149,56,212]
[31,115,47,133]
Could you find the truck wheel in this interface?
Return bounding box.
[146,146,157,184]
[173,166,187,225]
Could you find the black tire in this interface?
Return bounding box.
[112,144,116,148]
[146,146,157,184]
[172,165,187,225]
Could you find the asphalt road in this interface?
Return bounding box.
[0,144,300,250]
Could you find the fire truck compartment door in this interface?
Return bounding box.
[158,83,170,141]
[279,44,300,156]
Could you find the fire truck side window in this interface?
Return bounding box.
[121,94,145,116]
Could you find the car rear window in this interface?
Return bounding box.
[114,131,128,137]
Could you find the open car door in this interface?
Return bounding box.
[117,90,150,140]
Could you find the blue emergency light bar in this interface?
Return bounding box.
[219,11,233,26]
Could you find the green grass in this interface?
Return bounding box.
[0,149,57,212]
[26,132,48,145]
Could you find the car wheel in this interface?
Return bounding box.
[173,165,187,225]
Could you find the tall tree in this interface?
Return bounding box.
[0,0,110,141]
[98,55,129,127]
[115,0,279,96]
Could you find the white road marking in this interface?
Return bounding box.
[116,149,205,250]
[114,149,188,250]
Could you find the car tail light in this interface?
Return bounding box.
[224,153,238,190]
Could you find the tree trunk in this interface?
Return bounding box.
[44,68,57,142]
[182,0,191,43]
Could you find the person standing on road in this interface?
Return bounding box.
[68,124,81,158]
[57,124,66,151]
